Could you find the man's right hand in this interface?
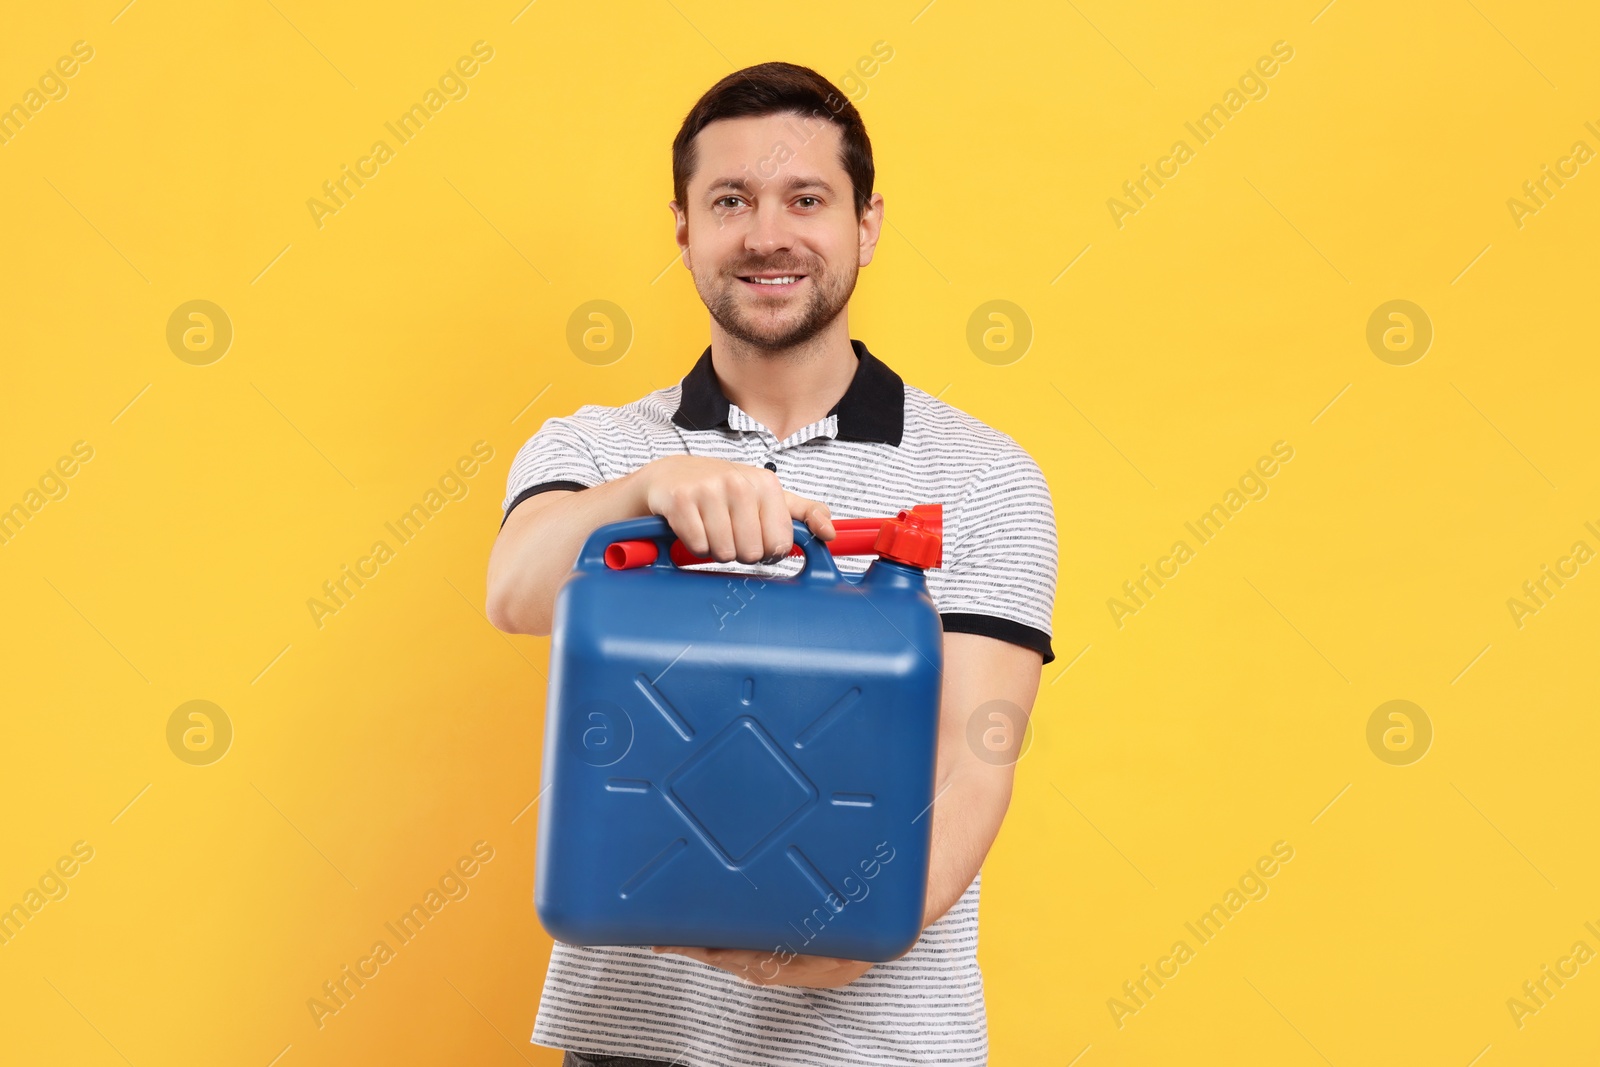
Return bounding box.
[635,455,835,565]
[488,454,835,636]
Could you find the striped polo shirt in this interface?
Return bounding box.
[502,338,1058,1066]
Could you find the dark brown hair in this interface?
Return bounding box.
[672,62,875,218]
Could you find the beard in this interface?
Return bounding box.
[695,253,858,351]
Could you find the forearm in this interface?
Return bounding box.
[485,471,649,635]
[915,632,1040,934]
[921,763,1014,929]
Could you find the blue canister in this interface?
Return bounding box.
[535,512,944,963]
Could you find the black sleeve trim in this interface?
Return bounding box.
[940,612,1055,664]
[500,480,591,529]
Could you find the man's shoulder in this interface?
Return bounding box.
[901,383,1042,474]
[545,384,683,435]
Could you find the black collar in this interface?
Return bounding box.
[671,339,904,446]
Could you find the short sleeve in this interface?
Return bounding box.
[930,446,1059,663]
[501,412,608,527]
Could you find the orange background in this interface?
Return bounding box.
[2,1,1598,1064]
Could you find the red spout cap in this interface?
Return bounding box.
[874,504,942,569]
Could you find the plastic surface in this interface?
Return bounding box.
[536,517,944,962]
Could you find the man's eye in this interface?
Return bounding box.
[715,196,744,209]
[796,196,820,208]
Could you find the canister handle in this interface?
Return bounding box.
[576,517,842,584]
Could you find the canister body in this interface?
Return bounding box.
[534,519,942,962]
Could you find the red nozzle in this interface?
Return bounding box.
[603,504,945,570]
[604,540,659,569]
[874,504,942,570]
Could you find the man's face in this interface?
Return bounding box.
[673,112,882,351]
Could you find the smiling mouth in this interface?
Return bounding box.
[738,273,807,291]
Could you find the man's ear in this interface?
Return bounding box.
[669,199,691,266]
[858,191,885,267]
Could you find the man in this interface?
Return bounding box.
[487,61,1058,1067]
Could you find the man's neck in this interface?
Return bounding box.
[709,315,859,442]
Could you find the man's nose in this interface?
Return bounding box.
[744,199,797,257]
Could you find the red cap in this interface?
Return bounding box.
[874,504,942,569]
